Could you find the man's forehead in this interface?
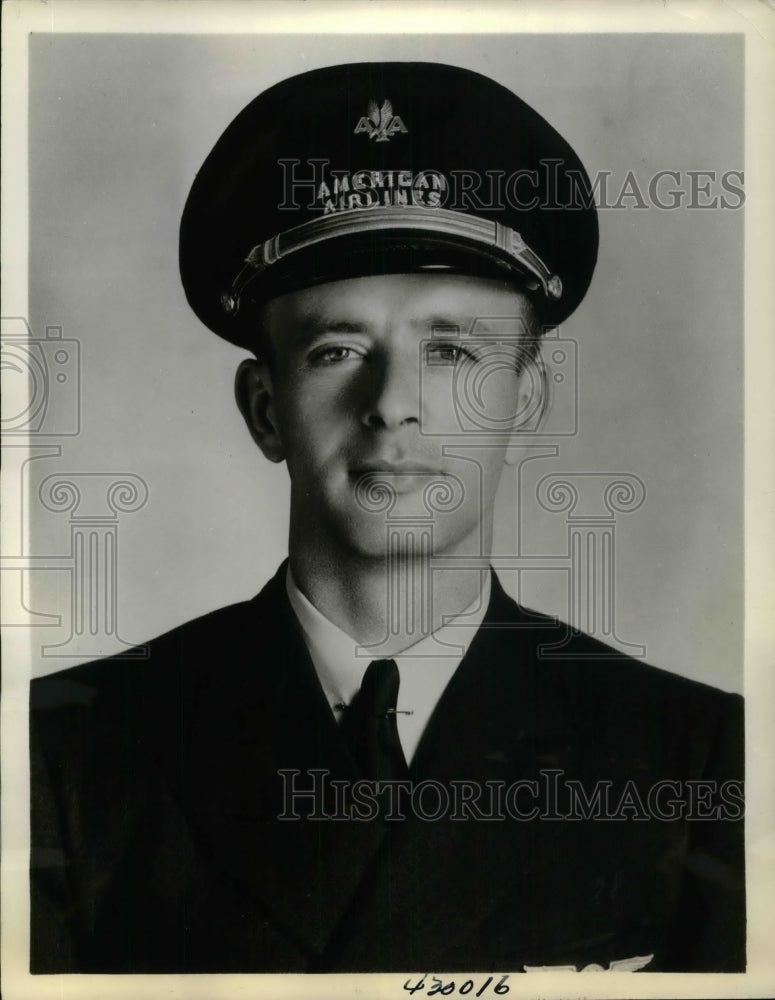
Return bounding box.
[264,273,536,336]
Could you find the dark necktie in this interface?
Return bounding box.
[340,658,409,781]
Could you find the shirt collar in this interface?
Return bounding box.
[285,566,491,708]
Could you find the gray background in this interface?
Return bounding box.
[26,33,743,689]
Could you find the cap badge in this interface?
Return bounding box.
[354,99,408,142]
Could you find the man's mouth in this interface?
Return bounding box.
[350,463,445,496]
[352,461,443,476]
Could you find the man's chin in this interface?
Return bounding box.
[318,512,420,562]
[327,511,480,563]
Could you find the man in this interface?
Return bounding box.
[30,61,744,974]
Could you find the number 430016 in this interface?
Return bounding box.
[403,974,510,996]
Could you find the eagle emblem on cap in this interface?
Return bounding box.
[354,99,408,142]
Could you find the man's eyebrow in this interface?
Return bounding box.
[299,317,370,335]
[416,316,487,339]
[425,315,530,338]
[423,316,500,337]
[285,317,371,349]
[423,316,464,334]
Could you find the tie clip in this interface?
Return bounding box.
[333,702,414,716]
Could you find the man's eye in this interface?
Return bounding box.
[426,343,475,365]
[309,345,361,366]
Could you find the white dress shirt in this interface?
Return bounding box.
[285,568,491,763]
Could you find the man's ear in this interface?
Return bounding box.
[504,354,548,466]
[234,359,286,463]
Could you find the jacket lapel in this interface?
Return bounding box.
[162,564,392,960]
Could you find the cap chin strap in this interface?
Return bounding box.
[220,206,562,316]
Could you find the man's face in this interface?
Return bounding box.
[239,272,539,560]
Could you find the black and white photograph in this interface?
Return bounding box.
[2,2,773,998]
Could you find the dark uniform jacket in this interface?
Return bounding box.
[30,564,745,973]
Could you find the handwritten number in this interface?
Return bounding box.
[405,973,509,996]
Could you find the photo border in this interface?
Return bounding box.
[2,2,773,999]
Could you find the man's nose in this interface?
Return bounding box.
[360,349,421,431]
